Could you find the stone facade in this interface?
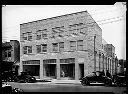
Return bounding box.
[20,11,117,80]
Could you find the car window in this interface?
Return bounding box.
[96,72,100,76]
[86,73,95,77]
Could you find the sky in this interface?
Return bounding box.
[2,3,126,60]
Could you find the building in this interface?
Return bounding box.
[20,11,117,80]
[118,59,126,73]
[2,40,20,75]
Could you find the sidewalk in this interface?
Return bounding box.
[51,79,81,84]
[36,79,81,84]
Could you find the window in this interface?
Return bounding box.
[53,43,58,52]
[28,46,32,53]
[70,41,76,51]
[42,44,47,52]
[8,50,11,57]
[59,42,64,52]
[36,45,41,53]
[42,33,47,39]
[36,31,41,40]
[77,40,83,51]
[22,32,32,41]
[22,33,27,40]
[28,32,32,41]
[23,46,27,54]
[23,46,32,54]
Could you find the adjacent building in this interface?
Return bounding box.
[20,11,118,80]
[2,40,20,75]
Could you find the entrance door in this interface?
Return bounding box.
[79,64,84,79]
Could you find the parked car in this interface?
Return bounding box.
[1,71,17,82]
[112,72,126,86]
[80,71,112,86]
[1,82,24,93]
[15,72,37,83]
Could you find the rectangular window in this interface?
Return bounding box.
[28,46,32,53]
[8,50,11,57]
[22,33,27,40]
[36,45,41,53]
[36,31,41,40]
[28,32,32,41]
[23,46,27,54]
[42,44,47,52]
[70,41,76,51]
[59,42,64,52]
[53,43,58,52]
[42,33,47,39]
[77,40,83,51]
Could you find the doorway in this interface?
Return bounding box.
[79,64,84,79]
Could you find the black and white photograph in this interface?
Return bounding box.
[2,3,126,93]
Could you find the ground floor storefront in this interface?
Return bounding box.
[21,58,86,80]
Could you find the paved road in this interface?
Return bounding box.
[7,82,126,93]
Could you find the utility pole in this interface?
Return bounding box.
[94,34,96,72]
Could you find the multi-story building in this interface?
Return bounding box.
[2,40,20,75]
[20,11,116,80]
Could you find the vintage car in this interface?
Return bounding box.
[80,71,112,86]
[2,82,23,93]
[1,71,17,82]
[15,72,37,83]
[112,72,126,86]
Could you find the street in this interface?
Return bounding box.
[7,82,126,93]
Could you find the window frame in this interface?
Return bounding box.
[59,42,64,52]
[42,44,47,52]
[52,43,58,52]
[77,40,83,51]
[70,41,76,51]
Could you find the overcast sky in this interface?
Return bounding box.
[2,3,126,60]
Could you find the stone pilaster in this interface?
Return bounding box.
[40,59,43,80]
[75,58,79,80]
[56,59,60,79]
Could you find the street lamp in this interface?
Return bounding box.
[94,34,96,72]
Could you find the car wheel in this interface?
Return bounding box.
[105,80,112,86]
[81,79,90,86]
[81,80,86,86]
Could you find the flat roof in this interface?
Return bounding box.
[20,10,88,25]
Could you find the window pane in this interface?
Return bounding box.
[53,43,58,52]
[42,44,47,52]
[28,46,32,53]
[28,36,32,41]
[77,40,83,45]
[77,45,83,51]
[28,32,32,41]
[59,42,64,52]
[36,45,41,53]
[23,46,27,54]
[70,41,76,51]
[36,31,41,40]
[42,33,47,39]
[23,33,27,40]
[8,51,11,57]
